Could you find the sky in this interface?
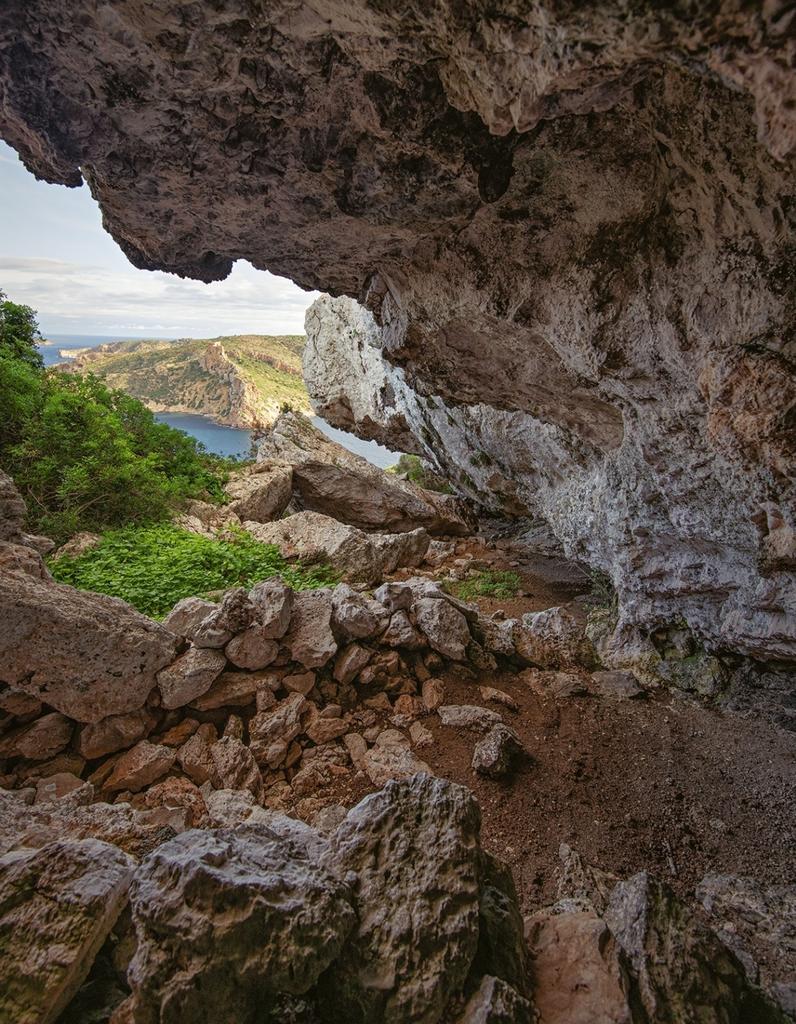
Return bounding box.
[0,140,319,339]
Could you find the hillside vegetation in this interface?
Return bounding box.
[0,291,233,542]
[58,334,312,428]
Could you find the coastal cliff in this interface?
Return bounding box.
[59,334,312,428]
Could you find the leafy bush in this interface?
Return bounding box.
[0,292,235,543]
[49,524,339,618]
[386,453,452,494]
[443,569,521,602]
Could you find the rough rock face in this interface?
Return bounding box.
[0,838,135,1024]
[321,773,484,1023]
[259,413,473,536]
[1,5,793,658]
[0,571,178,723]
[125,823,356,1022]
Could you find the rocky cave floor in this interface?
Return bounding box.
[324,535,796,989]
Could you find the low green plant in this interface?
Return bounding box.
[386,453,452,494]
[443,569,521,602]
[49,524,339,618]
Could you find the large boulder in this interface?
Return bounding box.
[223,463,293,523]
[320,773,483,1023]
[0,838,134,1024]
[604,872,788,1023]
[0,571,178,724]
[244,511,383,586]
[259,413,473,536]
[124,824,356,1022]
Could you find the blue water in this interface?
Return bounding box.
[40,335,398,467]
[155,413,255,459]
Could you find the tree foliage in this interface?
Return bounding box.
[0,290,233,542]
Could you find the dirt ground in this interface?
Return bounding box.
[328,540,796,987]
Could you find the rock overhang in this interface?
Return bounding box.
[0,1,794,660]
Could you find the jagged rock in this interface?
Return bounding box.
[372,527,431,573]
[696,873,796,1007]
[439,705,503,733]
[472,725,525,779]
[0,711,73,762]
[249,579,294,638]
[0,685,42,718]
[382,609,425,649]
[0,571,178,724]
[409,720,434,748]
[306,718,349,745]
[173,498,241,540]
[34,772,92,804]
[0,838,134,1024]
[334,643,372,685]
[522,669,591,700]
[321,774,482,1022]
[224,463,293,522]
[161,596,217,639]
[124,824,356,1021]
[477,618,517,659]
[156,647,227,709]
[209,736,264,801]
[283,589,338,669]
[513,608,595,670]
[415,597,472,660]
[176,724,217,785]
[360,729,431,786]
[245,511,383,586]
[188,670,270,711]
[479,687,519,712]
[190,588,255,648]
[591,670,644,700]
[422,678,446,711]
[604,872,786,1023]
[281,670,314,695]
[76,708,156,760]
[374,582,414,613]
[259,412,473,536]
[0,788,175,860]
[0,540,53,579]
[156,718,200,747]
[104,741,176,794]
[526,912,632,1024]
[142,777,206,829]
[331,583,390,641]
[224,625,279,670]
[475,853,529,997]
[204,788,257,828]
[456,975,533,1024]
[249,693,309,767]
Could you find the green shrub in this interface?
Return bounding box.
[0,290,235,544]
[49,524,339,618]
[386,453,452,494]
[443,569,521,602]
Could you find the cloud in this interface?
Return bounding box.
[1,256,320,337]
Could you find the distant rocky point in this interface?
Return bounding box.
[56,335,312,429]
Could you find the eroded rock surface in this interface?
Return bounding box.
[0,838,134,1024]
[0,571,178,723]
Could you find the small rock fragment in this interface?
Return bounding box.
[472,725,525,778]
